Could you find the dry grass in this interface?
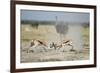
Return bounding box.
[21,24,89,63]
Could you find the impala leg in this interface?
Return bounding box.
[69,45,75,52]
[43,47,47,52]
[40,45,47,52]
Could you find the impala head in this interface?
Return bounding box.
[50,42,56,48]
[30,40,35,47]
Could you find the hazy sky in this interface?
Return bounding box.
[21,10,90,23]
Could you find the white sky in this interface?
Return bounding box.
[21,10,90,23]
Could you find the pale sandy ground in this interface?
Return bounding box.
[21,48,89,63]
[21,24,89,63]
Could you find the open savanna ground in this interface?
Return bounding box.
[20,24,89,63]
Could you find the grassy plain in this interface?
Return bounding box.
[21,24,89,63]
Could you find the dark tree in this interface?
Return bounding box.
[55,22,69,42]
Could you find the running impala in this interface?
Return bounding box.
[50,40,74,51]
[28,39,48,52]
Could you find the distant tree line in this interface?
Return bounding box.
[21,20,54,25]
[21,20,55,29]
[82,22,89,28]
[21,20,89,29]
